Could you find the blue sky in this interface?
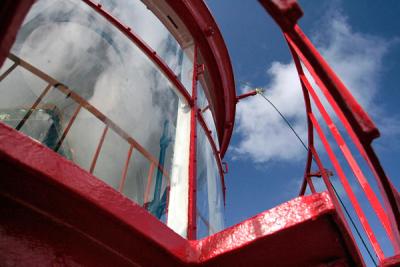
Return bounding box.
[205,0,400,264]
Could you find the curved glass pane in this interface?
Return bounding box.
[198,81,219,150]
[196,121,224,238]
[0,0,189,228]
[98,0,194,92]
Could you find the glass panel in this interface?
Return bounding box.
[0,58,14,76]
[97,0,194,92]
[64,108,105,171]
[19,86,80,160]
[198,81,219,149]
[0,67,47,128]
[123,151,150,206]
[92,128,130,189]
[0,0,189,229]
[196,121,224,238]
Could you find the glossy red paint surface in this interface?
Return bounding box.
[0,123,364,266]
[0,1,35,66]
[188,46,199,240]
[260,0,400,256]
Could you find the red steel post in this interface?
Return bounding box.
[54,105,82,152]
[89,125,109,174]
[144,163,155,204]
[0,1,35,66]
[15,83,53,131]
[0,61,18,82]
[187,46,198,240]
[119,144,134,192]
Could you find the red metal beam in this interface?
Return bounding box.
[260,0,400,249]
[288,39,396,247]
[236,90,257,102]
[284,30,400,247]
[0,122,366,266]
[89,125,109,174]
[187,46,199,240]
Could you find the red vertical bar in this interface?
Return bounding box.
[118,144,134,192]
[89,125,108,174]
[310,113,385,261]
[16,83,52,130]
[0,61,18,82]
[54,105,81,152]
[187,45,198,240]
[144,162,155,204]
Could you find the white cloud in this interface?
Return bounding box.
[233,12,390,163]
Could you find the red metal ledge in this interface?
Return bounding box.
[0,123,364,266]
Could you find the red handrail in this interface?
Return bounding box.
[260,0,400,261]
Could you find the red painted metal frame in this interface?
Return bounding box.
[6,53,170,181]
[310,113,384,261]
[0,123,365,265]
[54,104,82,152]
[89,125,109,174]
[289,39,390,261]
[82,0,193,107]
[236,90,258,103]
[285,24,400,247]
[295,55,395,246]
[260,0,400,259]
[187,45,199,240]
[144,163,155,204]
[165,0,236,157]
[288,40,395,250]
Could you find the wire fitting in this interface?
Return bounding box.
[255,88,265,94]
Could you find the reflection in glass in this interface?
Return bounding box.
[197,121,224,238]
[0,0,188,229]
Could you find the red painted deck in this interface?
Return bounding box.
[0,122,366,266]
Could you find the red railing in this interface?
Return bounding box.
[260,0,400,263]
[1,50,227,238]
[3,53,170,206]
